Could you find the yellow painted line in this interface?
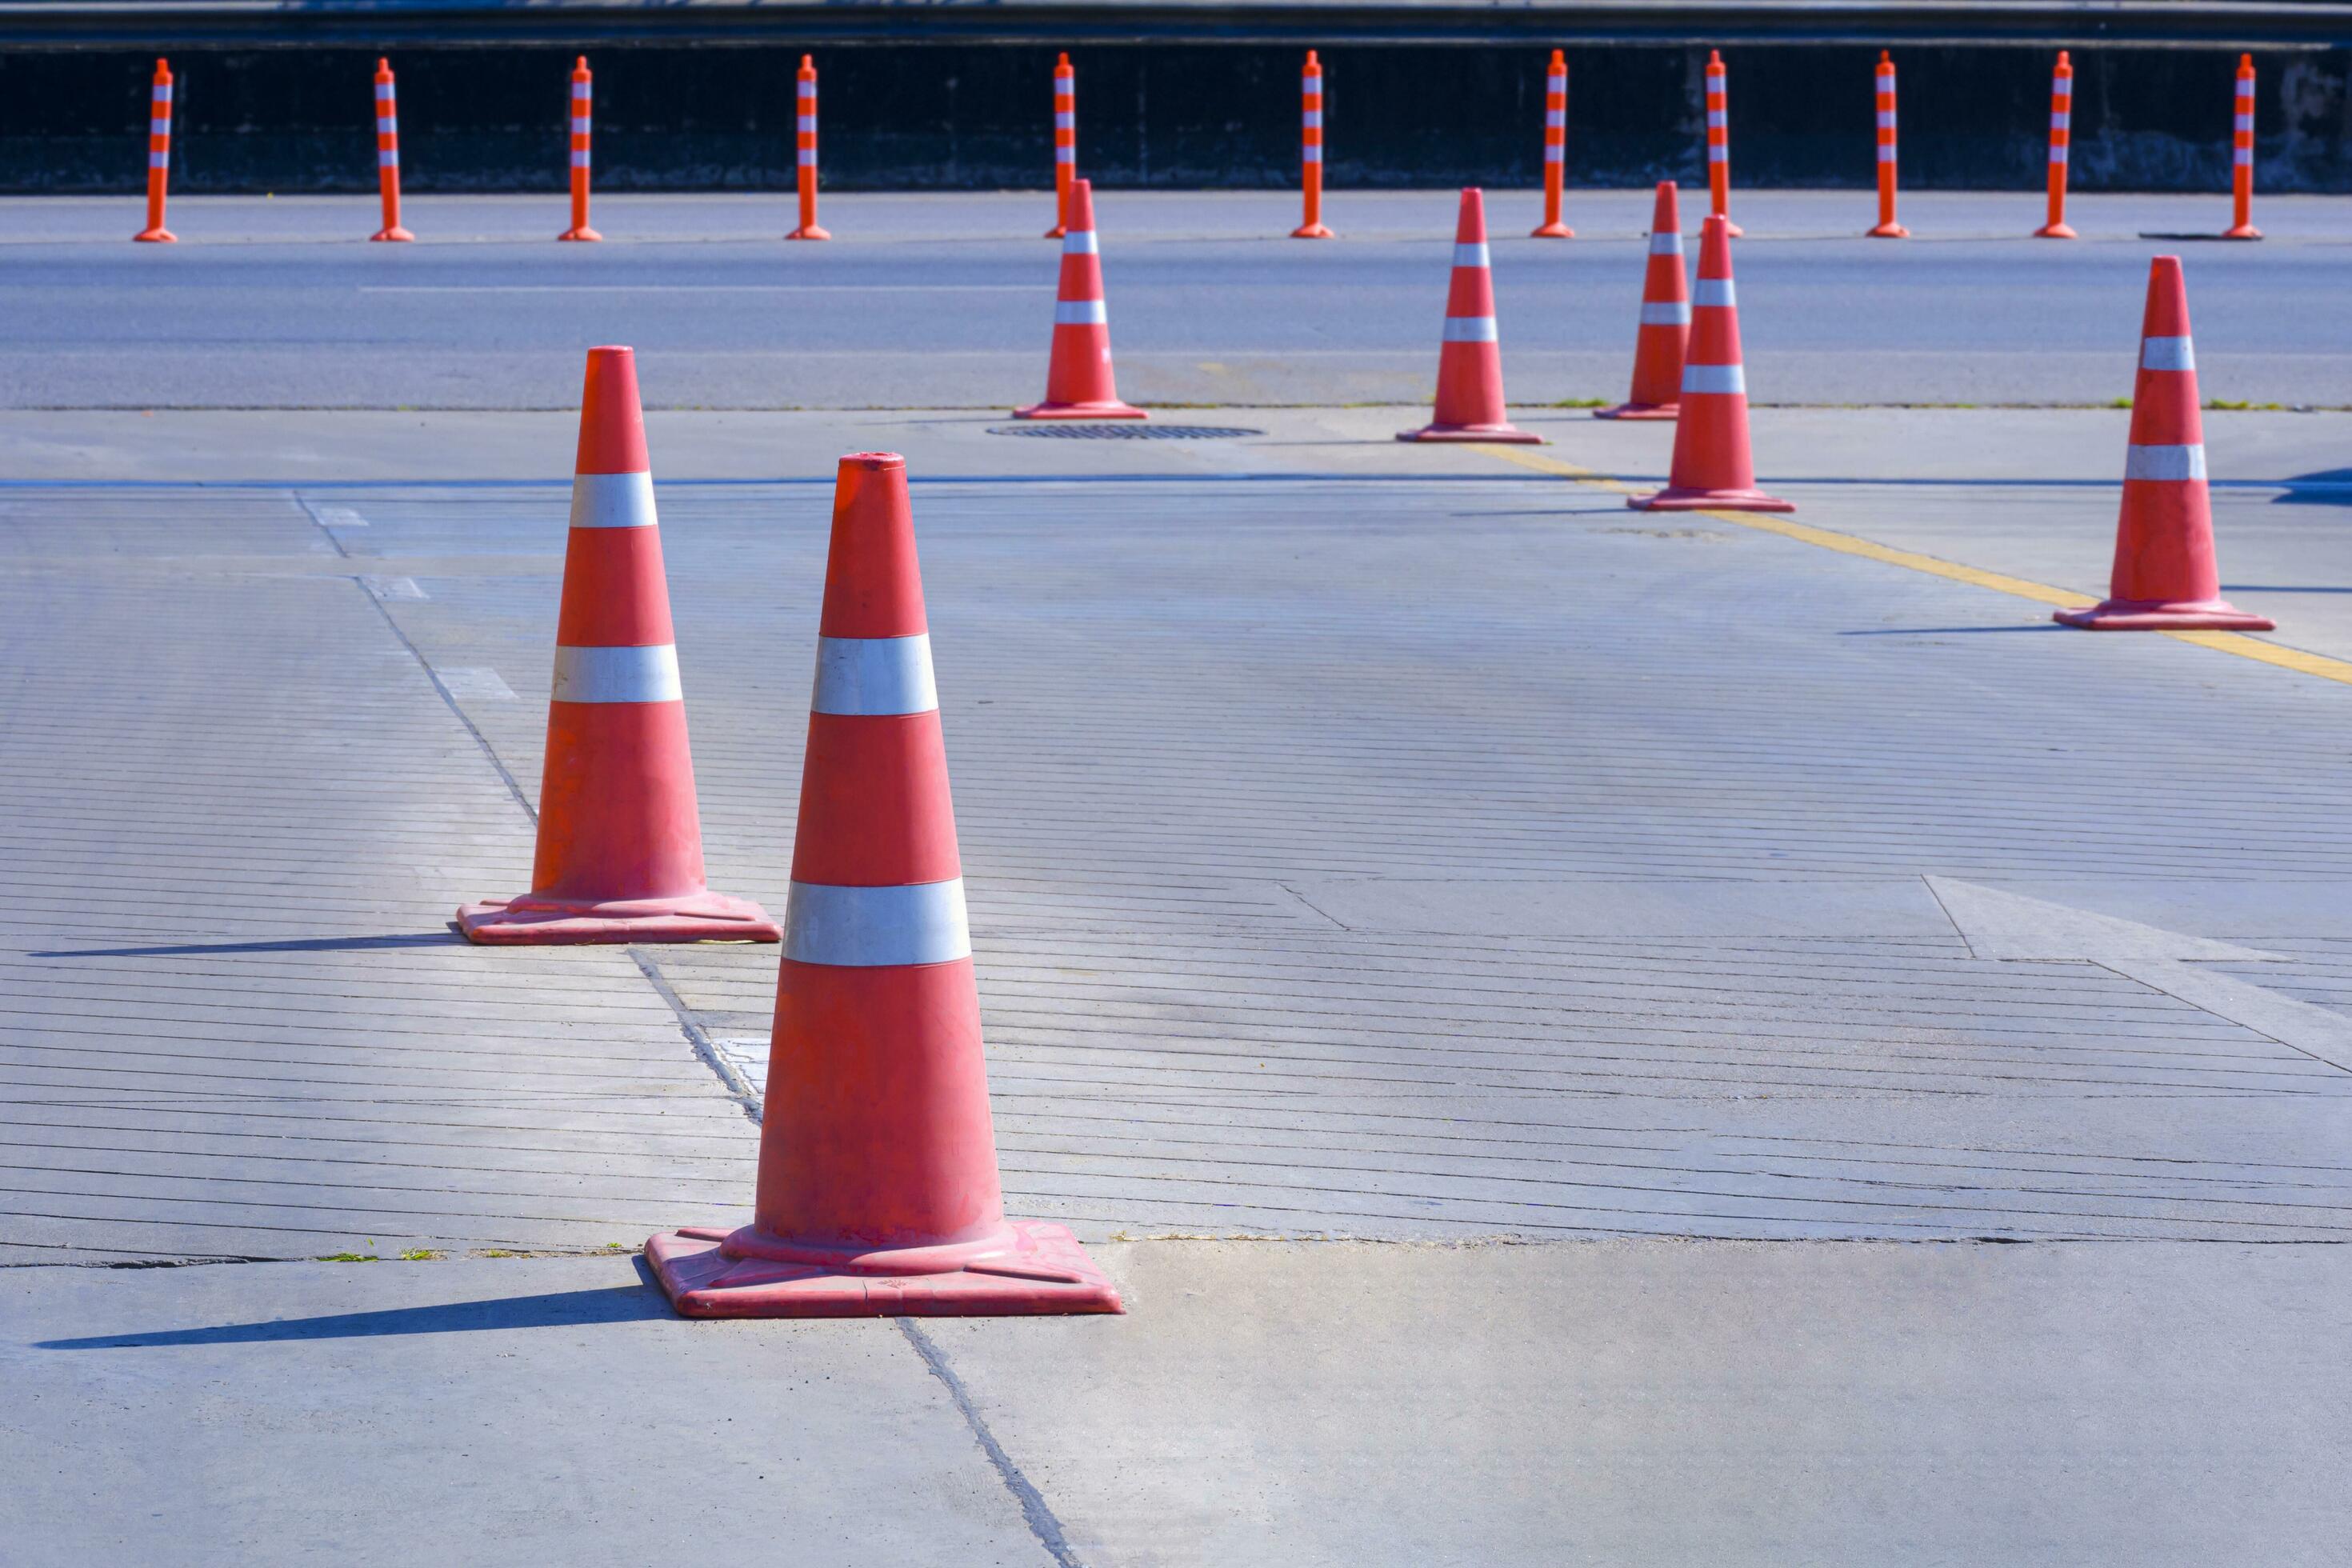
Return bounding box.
[1471,442,2352,689]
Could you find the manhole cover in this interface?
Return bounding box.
[986,424,1263,440]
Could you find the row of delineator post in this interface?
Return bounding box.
[128,48,2270,244]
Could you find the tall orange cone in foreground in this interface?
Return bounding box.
[1014,178,1145,419]
[1628,214,1790,513]
[458,349,782,943]
[1398,189,1538,443]
[2054,258,2272,631]
[1595,181,1688,422]
[646,454,1124,1318]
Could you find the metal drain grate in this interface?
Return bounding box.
[986,423,1264,440]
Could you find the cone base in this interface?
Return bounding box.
[1629,486,1795,514]
[1530,222,1575,239]
[456,890,781,945]
[1291,223,1335,239]
[1044,225,1067,239]
[558,227,602,242]
[1867,222,1910,238]
[2035,223,2078,239]
[1012,400,1148,420]
[2053,598,2276,632]
[1396,422,1542,444]
[370,226,415,242]
[133,229,176,243]
[1594,402,1679,422]
[2221,225,2264,241]
[786,225,832,241]
[646,1221,1124,1318]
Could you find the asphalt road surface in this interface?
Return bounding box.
[2,189,2345,409]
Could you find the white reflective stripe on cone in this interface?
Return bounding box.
[551,643,683,703]
[1649,230,1684,254]
[2142,336,2196,371]
[1441,317,1499,342]
[1062,229,1099,254]
[1055,299,1109,325]
[2124,444,2208,481]
[569,470,659,529]
[1682,363,1746,394]
[1640,301,1694,326]
[1452,242,1490,268]
[785,878,972,966]
[810,634,938,717]
[1693,278,1735,306]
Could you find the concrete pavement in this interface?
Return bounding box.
[1,190,2344,409]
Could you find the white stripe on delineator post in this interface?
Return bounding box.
[1062,230,1098,254]
[2124,444,2207,482]
[2142,337,2196,371]
[1640,302,1694,326]
[569,470,658,529]
[1441,317,1498,342]
[1682,364,1746,394]
[1302,146,1323,163]
[551,643,683,703]
[1693,279,1735,306]
[1055,299,1108,325]
[570,151,590,168]
[810,634,939,717]
[1452,242,1490,267]
[785,878,972,966]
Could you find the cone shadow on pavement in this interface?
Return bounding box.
[456,347,780,945]
[645,453,1122,1318]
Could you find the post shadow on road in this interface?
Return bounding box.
[35,1270,673,1351]
[27,934,467,958]
[2272,468,2352,506]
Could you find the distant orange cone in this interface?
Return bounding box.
[1868,52,1910,238]
[644,452,1123,1318]
[1704,51,1743,238]
[1595,181,1687,422]
[2054,258,2272,631]
[2224,55,2261,240]
[558,58,600,242]
[787,55,830,241]
[2037,53,2077,238]
[1293,51,1334,238]
[1628,215,1790,514]
[1046,53,1076,239]
[1014,179,1145,420]
[1398,189,1538,444]
[134,59,175,243]
[458,348,781,943]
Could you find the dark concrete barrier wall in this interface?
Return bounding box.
[2,43,2346,194]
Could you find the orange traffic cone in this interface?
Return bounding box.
[458,348,781,943]
[1595,181,1688,422]
[646,453,1124,1318]
[1398,189,1538,444]
[1014,178,1144,420]
[2054,258,2272,631]
[1628,214,1790,514]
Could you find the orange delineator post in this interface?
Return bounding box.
[1046,54,1075,239]
[1294,50,1334,238]
[2037,52,2076,238]
[2225,55,2260,240]
[1532,50,1573,238]
[135,58,175,243]
[559,57,600,242]
[788,55,830,240]
[1704,50,1742,238]
[371,59,414,242]
[1869,52,1909,238]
